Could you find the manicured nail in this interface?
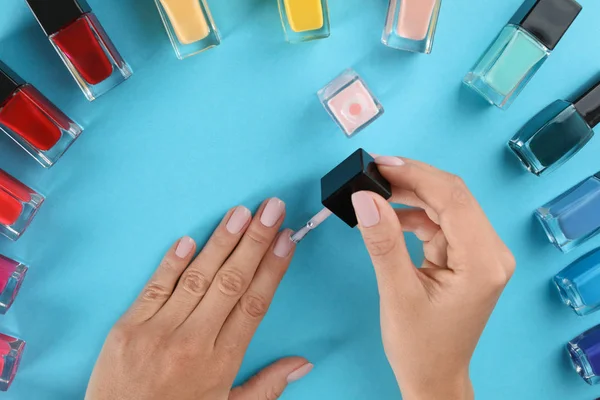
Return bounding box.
[175,236,195,258]
[261,198,285,227]
[351,192,380,228]
[274,229,294,258]
[375,156,405,166]
[287,363,314,383]
[226,206,251,234]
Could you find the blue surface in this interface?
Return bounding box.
[1,0,600,398]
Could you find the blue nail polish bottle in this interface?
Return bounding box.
[509,80,600,176]
[536,173,600,252]
[554,248,600,315]
[463,0,581,110]
[568,324,600,385]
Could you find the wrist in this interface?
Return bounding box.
[399,372,473,400]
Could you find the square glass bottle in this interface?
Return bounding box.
[509,80,600,176]
[0,334,25,391]
[155,0,220,59]
[568,324,600,385]
[26,0,133,101]
[0,170,44,241]
[536,173,600,253]
[0,61,82,168]
[278,0,330,43]
[0,255,27,314]
[554,247,600,316]
[382,0,442,54]
[463,0,581,110]
[318,69,384,138]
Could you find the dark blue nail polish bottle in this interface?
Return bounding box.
[568,324,600,385]
[509,80,600,176]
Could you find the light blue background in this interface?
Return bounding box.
[0,0,599,398]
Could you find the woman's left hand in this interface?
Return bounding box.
[85,198,312,400]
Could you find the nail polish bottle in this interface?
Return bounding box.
[0,61,83,168]
[568,324,600,385]
[555,247,600,316]
[0,255,27,315]
[0,169,44,241]
[382,0,442,54]
[278,0,330,43]
[292,149,391,242]
[0,334,25,391]
[536,173,600,253]
[26,0,133,101]
[463,0,581,110]
[509,79,600,176]
[318,69,384,138]
[155,0,220,59]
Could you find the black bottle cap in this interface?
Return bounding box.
[321,149,392,228]
[574,80,600,129]
[26,0,92,37]
[0,61,25,106]
[509,0,582,50]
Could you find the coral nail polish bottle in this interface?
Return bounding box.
[278,0,330,43]
[0,255,27,314]
[554,247,600,316]
[382,0,442,54]
[155,0,220,59]
[536,173,600,252]
[0,334,25,391]
[509,79,600,176]
[0,61,83,168]
[0,169,44,241]
[568,324,600,385]
[463,0,581,110]
[26,0,133,101]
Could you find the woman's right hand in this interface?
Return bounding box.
[351,156,516,400]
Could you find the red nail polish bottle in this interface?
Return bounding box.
[0,61,83,168]
[0,333,25,391]
[0,169,44,241]
[26,0,133,101]
[0,255,27,315]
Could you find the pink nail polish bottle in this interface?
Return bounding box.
[0,255,27,314]
[0,333,25,391]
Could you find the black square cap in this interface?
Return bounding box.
[321,149,392,228]
[573,80,600,129]
[509,0,582,50]
[0,61,25,106]
[26,0,92,36]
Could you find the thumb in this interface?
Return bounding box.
[351,191,420,295]
[229,357,313,400]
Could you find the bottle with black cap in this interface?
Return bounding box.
[0,60,82,168]
[509,78,600,176]
[463,0,582,110]
[25,0,132,101]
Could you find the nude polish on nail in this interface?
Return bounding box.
[287,363,313,383]
[261,198,285,227]
[226,206,251,234]
[274,230,294,258]
[175,237,194,258]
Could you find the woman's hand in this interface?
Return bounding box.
[352,157,516,400]
[85,198,312,400]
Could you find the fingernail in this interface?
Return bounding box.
[375,156,405,166]
[351,192,380,228]
[287,363,313,383]
[226,206,251,234]
[175,236,195,258]
[261,198,285,227]
[274,229,294,258]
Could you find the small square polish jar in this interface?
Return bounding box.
[278,0,330,43]
[382,0,442,54]
[0,169,44,241]
[0,334,25,391]
[508,79,600,176]
[554,247,600,316]
[463,0,581,110]
[0,255,27,315]
[568,324,600,385]
[0,61,82,168]
[318,70,384,138]
[536,173,600,253]
[155,0,220,59]
[26,0,133,101]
